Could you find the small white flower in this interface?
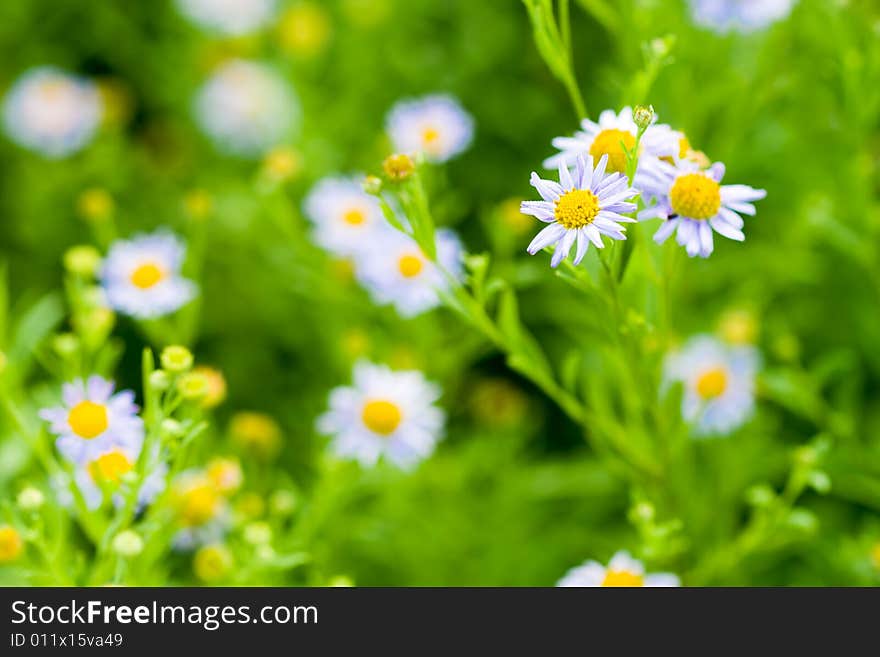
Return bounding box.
[638,159,766,258]
[75,444,167,511]
[303,176,386,257]
[39,376,144,465]
[386,94,474,163]
[195,59,299,157]
[317,361,445,469]
[523,154,639,268]
[2,67,102,158]
[543,107,681,185]
[557,551,680,587]
[689,0,795,34]
[101,231,196,319]
[176,0,277,35]
[356,228,463,318]
[664,335,760,436]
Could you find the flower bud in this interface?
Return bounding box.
[149,370,171,391]
[77,188,114,223]
[17,487,45,511]
[160,345,193,373]
[63,245,103,278]
[383,153,416,181]
[244,521,272,545]
[194,544,233,582]
[160,418,185,439]
[112,530,144,558]
[362,174,383,195]
[177,371,209,400]
[52,333,79,357]
[633,105,655,131]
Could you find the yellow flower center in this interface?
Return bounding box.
[342,208,366,226]
[696,367,728,400]
[89,450,133,484]
[130,262,165,289]
[39,80,67,101]
[0,526,23,562]
[589,128,636,174]
[361,399,402,435]
[669,173,721,220]
[422,126,440,150]
[397,253,424,278]
[68,400,109,439]
[554,189,600,229]
[601,569,644,587]
[180,484,220,526]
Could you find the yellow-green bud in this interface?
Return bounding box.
[382,153,415,181]
[112,530,144,557]
[633,104,655,131]
[177,371,209,400]
[17,487,45,511]
[243,521,272,545]
[160,418,184,439]
[362,175,383,195]
[149,370,171,391]
[63,245,103,278]
[160,345,193,373]
[52,333,79,357]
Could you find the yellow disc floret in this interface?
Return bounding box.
[589,128,636,174]
[89,450,134,484]
[397,254,424,278]
[130,262,164,289]
[361,399,402,435]
[68,401,108,439]
[669,173,721,220]
[554,189,600,229]
[342,208,366,225]
[179,483,220,526]
[0,526,23,562]
[601,568,644,587]
[696,367,728,400]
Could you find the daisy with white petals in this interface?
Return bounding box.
[356,228,463,318]
[176,0,277,35]
[386,94,474,163]
[303,177,386,257]
[663,335,759,436]
[195,59,299,157]
[522,154,639,268]
[543,106,681,179]
[101,231,196,319]
[75,445,167,511]
[557,551,680,587]
[2,67,102,158]
[317,361,445,469]
[638,159,766,258]
[689,0,795,34]
[40,376,144,465]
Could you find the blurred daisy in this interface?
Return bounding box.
[689,0,795,33]
[303,176,385,257]
[75,445,167,511]
[638,159,766,258]
[356,228,463,317]
[543,106,680,178]
[101,231,196,319]
[386,94,473,163]
[317,361,445,469]
[171,469,232,549]
[663,335,760,436]
[557,551,680,587]
[523,154,638,268]
[40,376,144,465]
[195,59,299,156]
[2,67,102,158]
[176,0,277,35]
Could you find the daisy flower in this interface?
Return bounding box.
[542,107,681,180]
[303,176,386,257]
[637,159,766,258]
[101,231,196,319]
[195,59,299,157]
[386,94,474,163]
[689,0,795,34]
[317,361,445,469]
[355,228,463,318]
[557,551,680,587]
[176,0,277,36]
[2,67,102,158]
[522,154,639,268]
[171,469,232,550]
[663,335,760,436]
[75,445,167,511]
[39,376,144,465]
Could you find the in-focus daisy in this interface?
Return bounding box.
[317,361,445,469]
[356,228,463,317]
[75,445,167,511]
[100,231,196,319]
[2,67,102,158]
[543,107,680,180]
[303,176,385,257]
[195,59,299,157]
[689,0,795,34]
[522,154,639,268]
[663,335,760,436]
[557,551,680,587]
[386,94,473,163]
[39,376,144,465]
[176,0,277,35]
[638,159,766,258]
